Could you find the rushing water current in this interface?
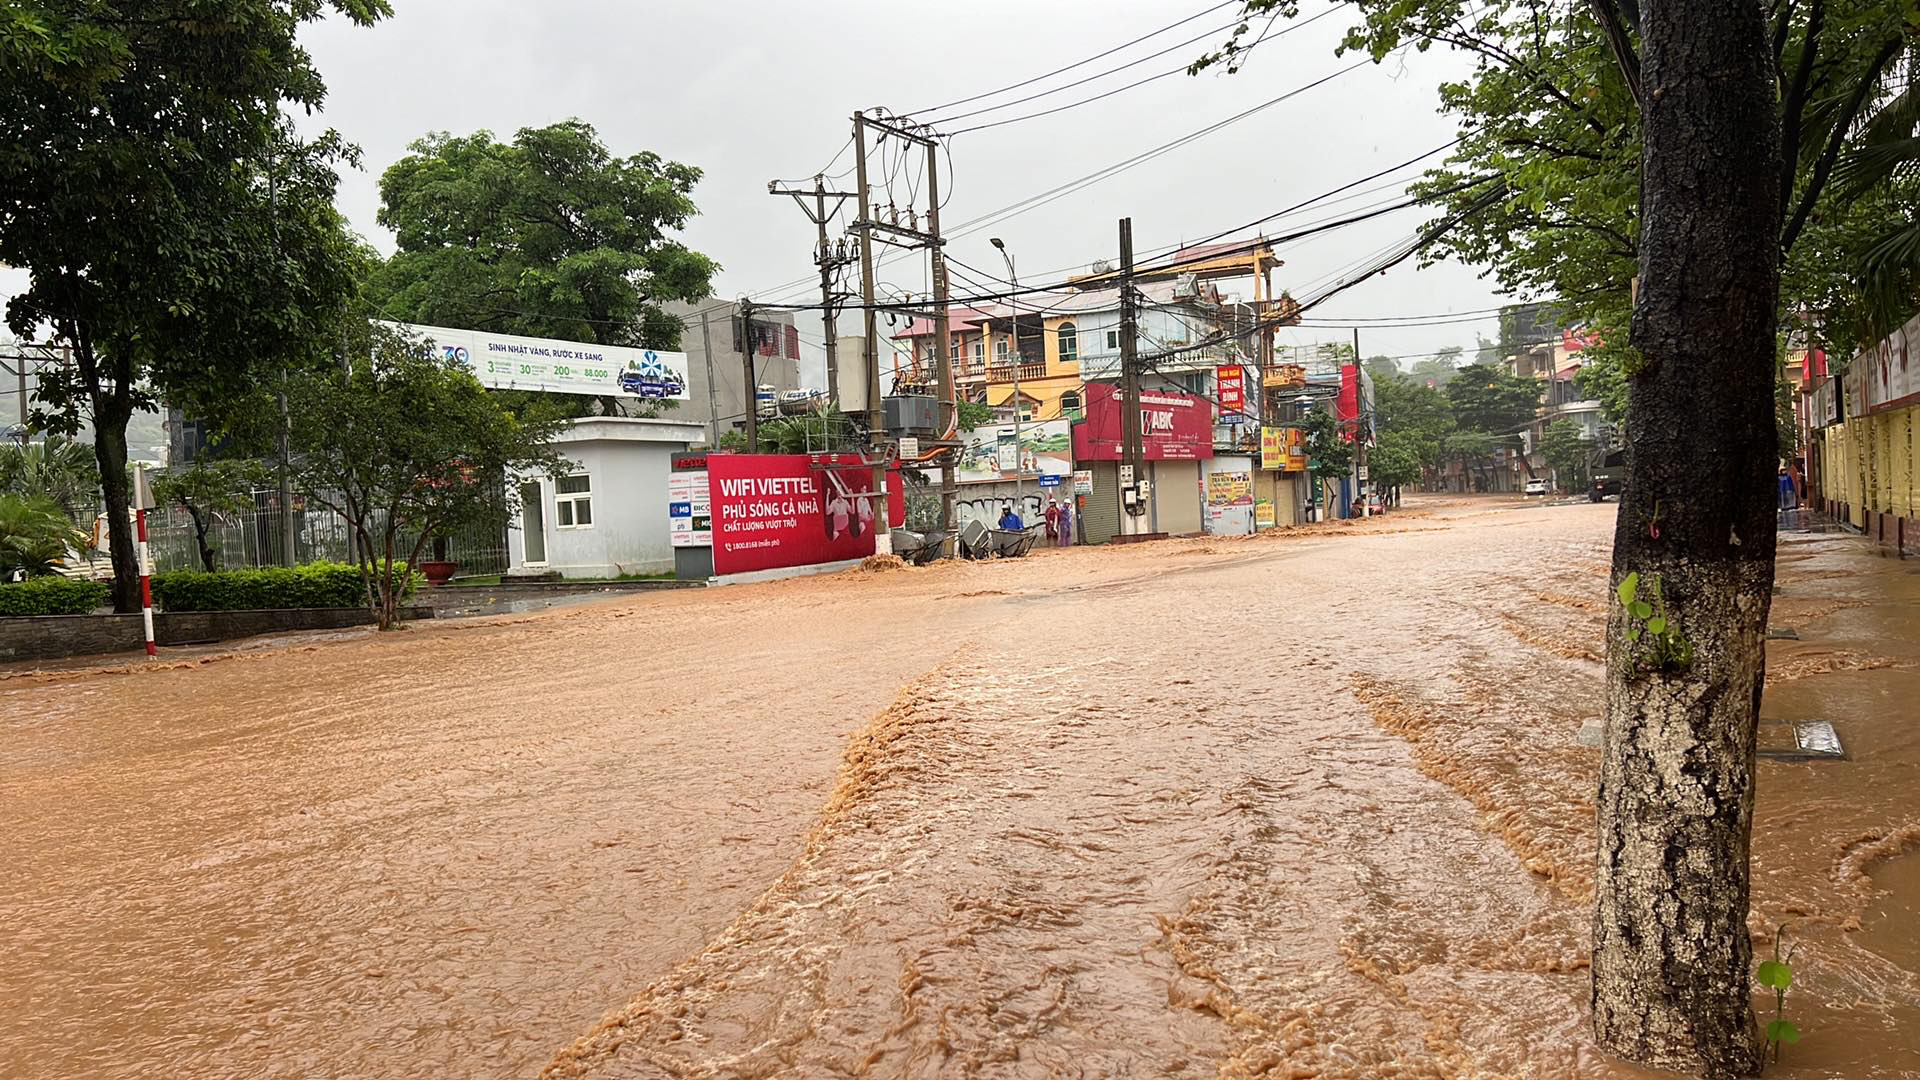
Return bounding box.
[4,498,1917,1079]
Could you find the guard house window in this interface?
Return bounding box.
[554,474,593,528]
[1057,322,1078,362]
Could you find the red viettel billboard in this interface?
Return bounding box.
[707,454,904,576]
[1072,382,1213,461]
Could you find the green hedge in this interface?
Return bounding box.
[0,576,111,616]
[150,562,419,612]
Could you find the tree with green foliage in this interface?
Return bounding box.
[0,493,83,580]
[1302,407,1354,484]
[957,401,997,431]
[1539,419,1592,492]
[1363,355,1401,382]
[366,121,719,418]
[1405,355,1461,388]
[1,1,385,613]
[0,436,98,520]
[151,459,274,572]
[1372,372,1456,487]
[286,324,569,629]
[1367,438,1421,504]
[1445,362,1542,435]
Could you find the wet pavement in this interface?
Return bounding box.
[4,496,1917,1078]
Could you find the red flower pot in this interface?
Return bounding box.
[419,560,459,586]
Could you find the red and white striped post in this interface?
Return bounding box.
[136,506,155,658]
[132,465,157,659]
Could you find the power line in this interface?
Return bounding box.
[749,59,1424,308]
[903,0,1244,118]
[946,5,1347,135]
[934,14,1252,126]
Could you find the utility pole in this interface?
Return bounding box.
[813,177,842,408]
[739,298,759,452]
[1118,217,1145,536]
[1354,325,1369,519]
[851,111,888,551]
[2,352,29,444]
[771,175,859,410]
[926,142,956,550]
[698,306,720,447]
[989,238,1024,513]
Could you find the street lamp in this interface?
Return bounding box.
[989,237,1025,512]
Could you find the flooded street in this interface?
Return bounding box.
[5,497,1918,1078]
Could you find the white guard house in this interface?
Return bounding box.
[507,417,705,578]
[388,322,706,581]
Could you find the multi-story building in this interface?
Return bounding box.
[890,278,1240,422]
[1501,302,1608,489]
[663,299,806,445]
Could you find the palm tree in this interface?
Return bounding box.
[0,436,100,520]
[1836,48,1920,338]
[0,494,84,580]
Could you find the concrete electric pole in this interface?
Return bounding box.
[1354,325,1369,519]
[739,297,758,453]
[989,238,1025,513]
[1118,217,1146,536]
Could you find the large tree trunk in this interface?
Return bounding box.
[1591,2,1783,1076]
[90,395,139,614]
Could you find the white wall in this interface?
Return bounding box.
[507,419,699,578]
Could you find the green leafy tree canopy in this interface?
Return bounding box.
[286,323,570,629]
[1445,362,1541,435]
[1,1,387,612]
[367,120,719,419]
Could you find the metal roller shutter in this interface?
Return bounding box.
[1153,460,1203,536]
[1081,461,1120,545]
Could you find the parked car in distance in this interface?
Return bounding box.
[1524,478,1551,497]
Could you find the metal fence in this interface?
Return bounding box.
[141,490,510,576]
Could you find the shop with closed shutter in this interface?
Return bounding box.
[1070,383,1213,542]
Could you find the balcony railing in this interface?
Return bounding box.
[985,361,1048,384]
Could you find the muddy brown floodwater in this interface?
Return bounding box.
[4,496,1918,1079]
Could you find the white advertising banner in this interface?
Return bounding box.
[668,470,711,548]
[396,322,691,401]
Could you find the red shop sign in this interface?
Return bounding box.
[707,454,904,576]
[1071,382,1214,462]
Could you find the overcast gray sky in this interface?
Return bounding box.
[6,0,1511,383]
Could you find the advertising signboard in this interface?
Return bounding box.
[1206,470,1254,506]
[396,322,691,401]
[1216,364,1247,418]
[1072,383,1212,462]
[667,470,711,548]
[706,454,902,576]
[1844,354,1868,421]
[1860,311,1920,413]
[958,419,1073,483]
[1261,426,1306,471]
